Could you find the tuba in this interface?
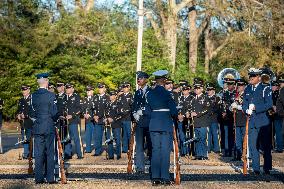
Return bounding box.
[217,68,240,88]
[260,66,276,84]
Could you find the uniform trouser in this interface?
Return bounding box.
[208,122,220,153]
[94,124,103,155]
[236,126,246,156]
[194,127,208,157]
[177,122,187,155]
[150,131,171,181]
[122,121,132,152]
[106,127,121,158]
[274,119,283,151]
[224,124,234,155]
[249,125,272,172]
[85,122,95,153]
[65,124,83,158]
[34,133,55,183]
[21,127,32,158]
[136,127,151,171]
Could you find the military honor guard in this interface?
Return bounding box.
[276,75,284,152]
[206,83,221,154]
[93,82,110,156]
[64,83,83,159]
[17,85,33,159]
[190,79,211,160]
[132,71,152,173]
[243,68,273,174]
[104,90,123,160]
[29,73,58,184]
[118,81,133,153]
[145,70,178,186]
[82,85,95,153]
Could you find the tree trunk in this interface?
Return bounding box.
[188,8,198,74]
[204,26,212,74]
[165,16,177,71]
[85,0,94,12]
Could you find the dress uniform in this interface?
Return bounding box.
[118,81,133,153]
[64,83,83,159]
[132,71,152,173]
[230,79,247,160]
[221,78,236,157]
[17,85,33,159]
[190,79,211,160]
[93,83,110,156]
[55,83,67,144]
[243,68,273,174]
[29,73,58,184]
[206,83,221,153]
[0,98,3,129]
[145,70,178,186]
[177,84,192,156]
[105,90,123,159]
[276,75,284,145]
[82,85,95,153]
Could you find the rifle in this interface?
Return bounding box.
[233,109,237,159]
[127,122,137,173]
[28,136,33,174]
[17,118,23,160]
[173,125,181,185]
[242,116,250,175]
[55,127,67,184]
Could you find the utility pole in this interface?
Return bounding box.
[136,0,144,90]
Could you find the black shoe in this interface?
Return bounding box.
[108,157,114,160]
[274,149,283,153]
[93,154,100,156]
[202,157,209,160]
[35,181,45,184]
[122,151,127,153]
[152,180,161,186]
[117,156,121,160]
[249,170,260,175]
[22,156,28,159]
[64,155,72,160]
[264,170,270,175]
[161,180,171,186]
[77,156,84,159]
[47,181,58,184]
[136,170,145,174]
[85,151,91,153]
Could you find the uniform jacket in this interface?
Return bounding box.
[105,100,123,128]
[145,85,178,132]
[222,90,236,125]
[276,87,284,118]
[207,94,222,124]
[17,95,33,129]
[64,93,81,125]
[242,83,273,128]
[118,93,133,121]
[190,93,211,128]
[93,94,110,125]
[234,91,246,127]
[56,93,65,116]
[81,96,95,123]
[29,88,58,135]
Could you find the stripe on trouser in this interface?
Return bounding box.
[77,124,84,157]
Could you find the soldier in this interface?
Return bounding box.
[190,79,211,160]
[206,83,221,154]
[150,80,156,89]
[271,81,283,153]
[118,81,133,153]
[177,83,192,156]
[164,79,174,92]
[48,83,55,93]
[29,73,58,184]
[145,70,178,186]
[221,78,236,157]
[64,83,83,159]
[243,68,273,174]
[276,74,284,145]
[93,83,110,156]
[82,85,95,153]
[104,90,123,160]
[230,79,247,160]
[132,71,152,173]
[17,85,33,159]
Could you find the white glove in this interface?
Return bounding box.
[249,104,255,111]
[137,109,143,116]
[133,113,140,122]
[231,102,238,109]
[246,109,253,115]
[237,105,242,111]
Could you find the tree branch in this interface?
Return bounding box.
[175,0,194,13]
[85,0,94,12]
[145,12,162,40]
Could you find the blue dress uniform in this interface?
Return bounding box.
[29,73,58,183]
[145,70,178,185]
[17,85,33,159]
[93,83,110,156]
[64,84,83,159]
[190,79,211,160]
[118,82,133,153]
[206,83,221,153]
[82,86,95,153]
[132,71,152,173]
[243,68,273,174]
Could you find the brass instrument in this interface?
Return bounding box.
[217,68,240,88]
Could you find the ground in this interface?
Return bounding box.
[0,122,283,188]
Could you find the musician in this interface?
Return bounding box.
[17,85,33,159]
[243,68,273,174]
[104,90,123,160]
[118,81,133,153]
[93,83,110,156]
[64,83,83,159]
[230,79,247,160]
[206,83,221,154]
[29,73,58,184]
[82,85,95,153]
[132,71,152,173]
[190,78,211,160]
[145,70,178,186]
